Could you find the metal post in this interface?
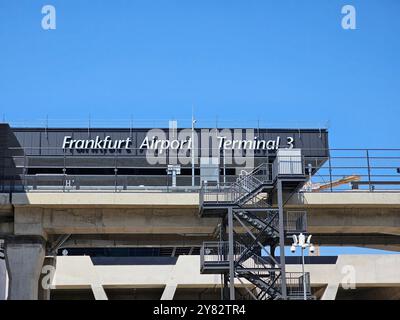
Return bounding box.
[227,207,235,300]
[277,179,287,299]
[328,154,333,192]
[301,247,306,300]
[172,170,176,187]
[23,153,27,191]
[223,147,226,184]
[114,152,118,192]
[220,216,228,300]
[191,116,195,187]
[366,149,372,192]
[63,149,66,192]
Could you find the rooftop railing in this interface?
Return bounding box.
[1,148,400,192]
[1,118,329,129]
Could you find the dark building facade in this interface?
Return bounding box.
[0,124,328,192]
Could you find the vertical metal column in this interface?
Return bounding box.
[277,179,287,299]
[227,207,235,300]
[366,149,372,192]
[328,154,333,192]
[220,216,228,300]
[191,116,195,187]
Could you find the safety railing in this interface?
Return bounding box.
[200,163,273,206]
[285,211,307,234]
[200,241,277,270]
[303,149,400,192]
[200,241,243,267]
[282,272,312,299]
[200,241,232,273]
[2,149,400,193]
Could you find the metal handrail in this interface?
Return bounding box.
[2,148,400,193]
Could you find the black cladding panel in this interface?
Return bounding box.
[1,127,329,171]
[7,127,328,155]
[0,126,329,191]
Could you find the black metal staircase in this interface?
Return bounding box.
[199,153,312,300]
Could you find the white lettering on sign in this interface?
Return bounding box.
[216,136,292,150]
[61,132,295,151]
[62,136,132,149]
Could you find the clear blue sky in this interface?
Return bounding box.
[0,1,399,255]
[0,0,399,148]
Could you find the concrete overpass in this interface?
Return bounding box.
[1,190,400,299]
[1,191,400,244]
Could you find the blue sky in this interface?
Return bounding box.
[0,1,399,255]
[0,0,399,148]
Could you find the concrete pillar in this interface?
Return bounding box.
[5,236,46,300]
[38,256,57,300]
[90,284,108,300]
[321,283,339,300]
[0,258,8,300]
[161,284,177,300]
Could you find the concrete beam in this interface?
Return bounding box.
[12,192,198,208]
[61,234,213,248]
[286,192,400,208]
[307,207,400,235]
[0,194,10,207]
[14,207,216,236]
[9,191,400,210]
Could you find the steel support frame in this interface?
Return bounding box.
[219,216,230,300]
[228,207,235,300]
[231,208,283,300]
[277,179,287,299]
[232,211,279,266]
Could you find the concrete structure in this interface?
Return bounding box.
[0,259,7,300]
[1,124,399,300]
[1,191,400,247]
[50,254,400,300]
[1,190,400,299]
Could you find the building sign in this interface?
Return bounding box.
[61,132,294,151]
[2,125,328,160]
[62,136,132,149]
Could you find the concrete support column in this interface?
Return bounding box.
[5,236,46,300]
[90,284,108,300]
[161,283,177,300]
[0,259,8,300]
[321,283,339,300]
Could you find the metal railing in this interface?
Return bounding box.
[200,241,239,266]
[285,211,307,234]
[200,241,278,269]
[3,118,329,129]
[200,163,273,206]
[276,272,312,299]
[2,148,400,193]
[200,241,313,300]
[241,272,312,300]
